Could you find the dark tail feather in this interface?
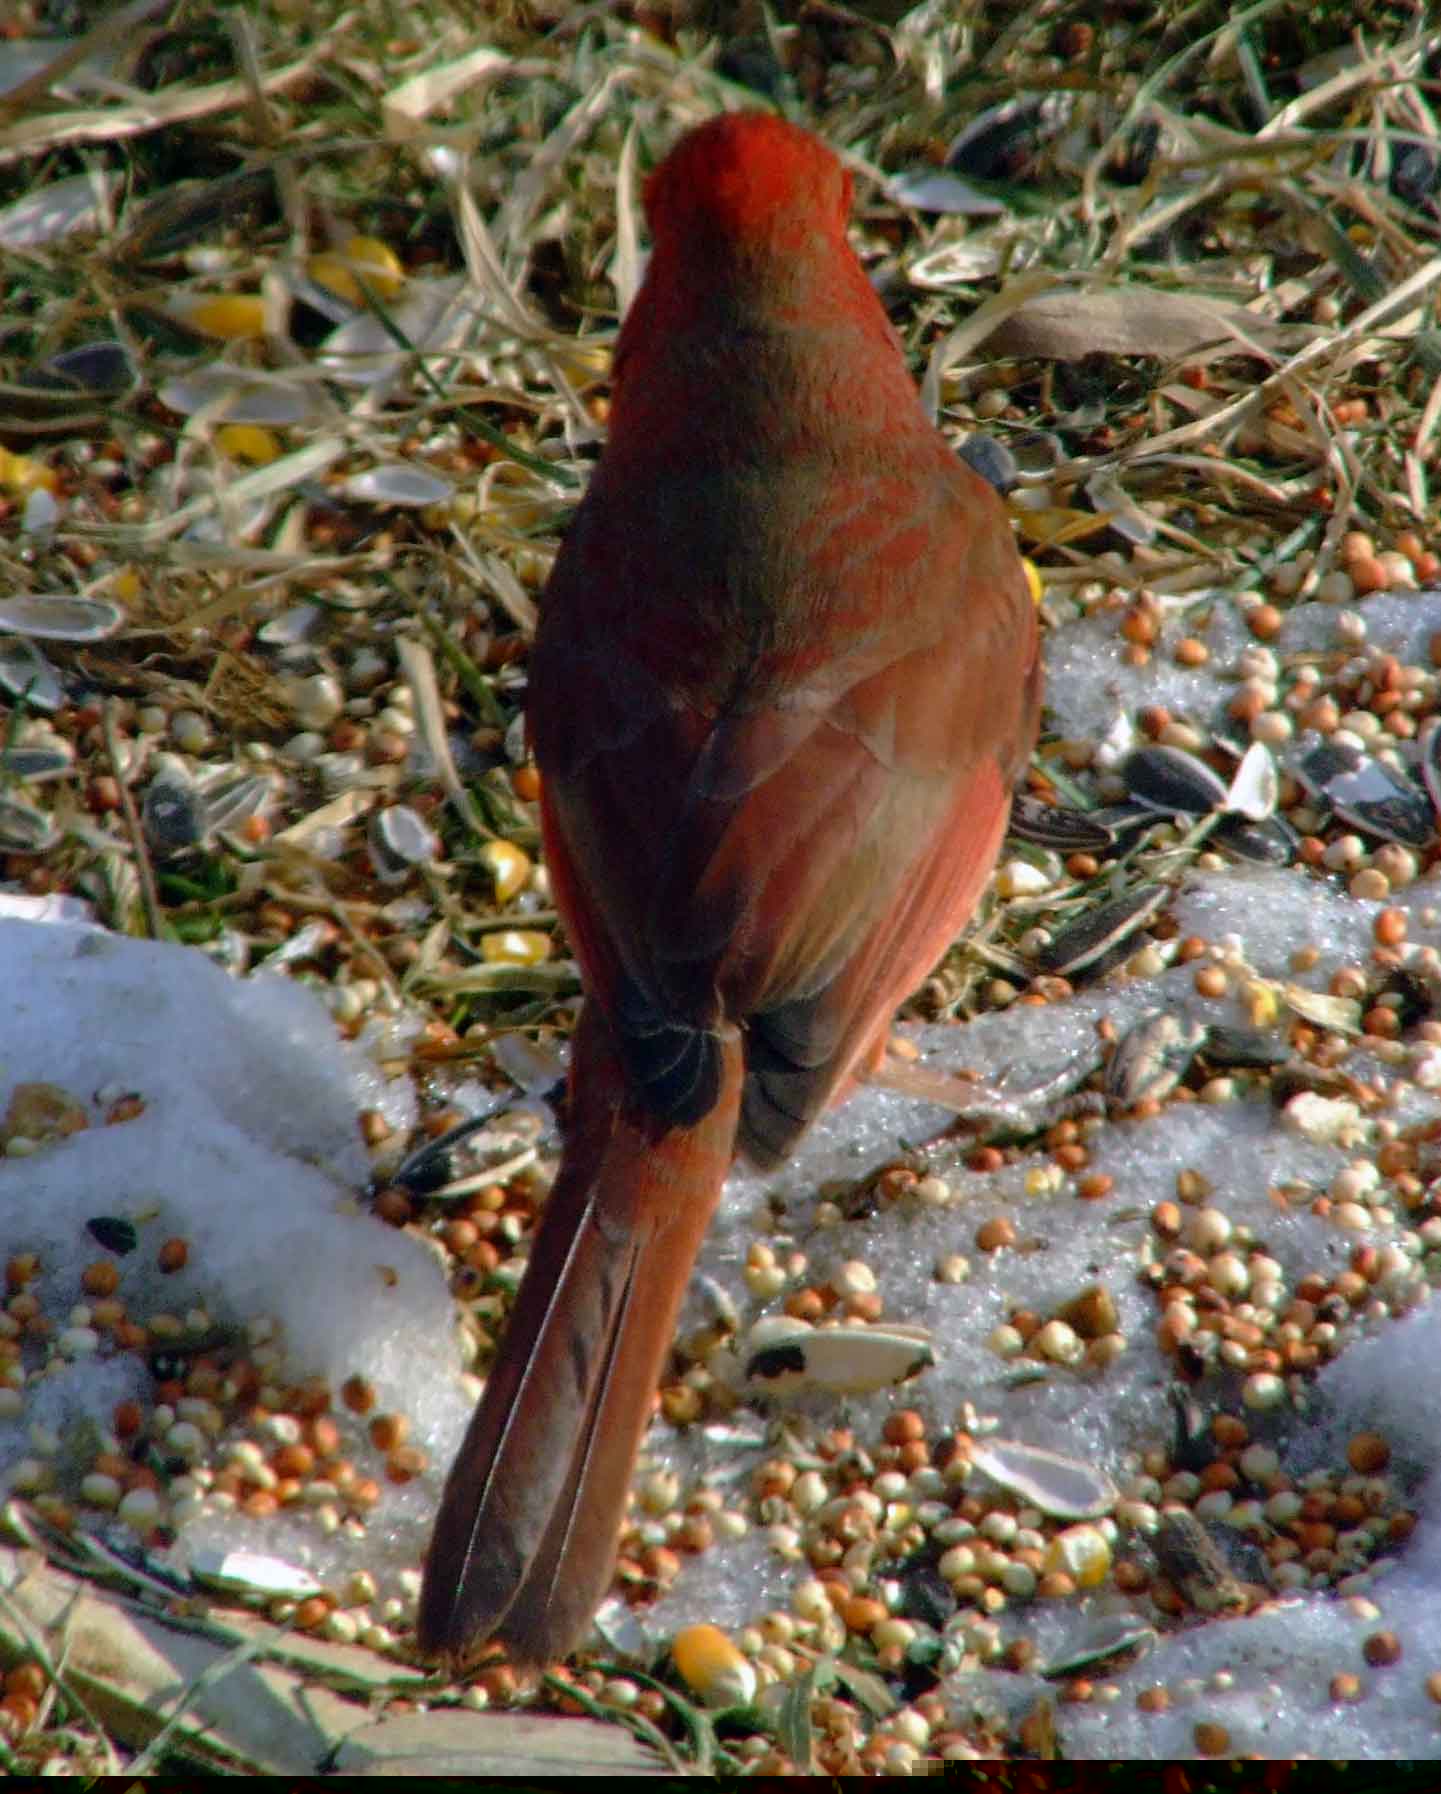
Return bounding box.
[417,1004,742,1668]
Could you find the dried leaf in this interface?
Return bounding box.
[982,286,1290,361]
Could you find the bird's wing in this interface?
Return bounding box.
[531,456,1040,1161]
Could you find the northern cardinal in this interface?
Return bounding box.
[418,111,1042,1667]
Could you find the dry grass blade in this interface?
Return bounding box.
[0,12,359,162]
[495,69,629,263]
[0,0,168,117]
[396,635,490,843]
[610,118,644,317]
[381,45,516,142]
[449,170,553,345]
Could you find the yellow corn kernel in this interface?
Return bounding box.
[173,293,268,340]
[479,839,532,902]
[1044,1523,1111,1589]
[479,929,550,966]
[309,235,405,305]
[215,423,281,465]
[671,1624,757,1708]
[0,446,60,495]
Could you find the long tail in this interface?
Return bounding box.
[417,1003,742,1668]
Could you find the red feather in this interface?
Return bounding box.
[419,110,1042,1667]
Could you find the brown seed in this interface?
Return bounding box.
[883,1410,925,1446]
[272,1442,315,1479]
[441,1218,478,1253]
[1193,1720,1231,1757]
[293,1595,332,1630]
[1329,1672,1362,1703]
[112,1399,143,1438]
[1347,1431,1391,1474]
[1350,557,1389,594]
[0,1692,38,1732]
[1151,1201,1182,1238]
[1076,1173,1113,1202]
[1363,1630,1402,1667]
[6,1255,40,1291]
[372,1186,413,1226]
[386,1445,429,1483]
[156,1237,189,1274]
[975,1217,1016,1252]
[1136,1685,1170,1713]
[341,1374,376,1415]
[81,1260,120,1297]
[840,1595,886,1632]
[1247,605,1283,640]
[1058,1283,1118,1338]
[1425,1671,1441,1705]
[3,1664,46,1701]
[368,1412,408,1452]
[1193,965,1228,1000]
[308,1415,341,1457]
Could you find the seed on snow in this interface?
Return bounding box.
[1045,1524,1112,1588]
[672,1625,757,1707]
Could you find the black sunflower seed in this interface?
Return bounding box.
[1123,745,1228,815]
[1034,883,1169,977]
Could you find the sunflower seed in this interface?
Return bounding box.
[201,771,269,837]
[1420,717,1441,821]
[1214,811,1298,865]
[86,1216,139,1255]
[968,1439,1117,1520]
[143,772,208,853]
[44,340,136,393]
[1296,735,1433,847]
[1034,883,1169,977]
[190,1548,323,1602]
[0,640,63,710]
[1009,792,1115,850]
[0,596,122,642]
[341,464,454,508]
[0,743,72,781]
[1105,1011,1208,1107]
[368,804,439,883]
[1283,983,1361,1033]
[1201,1024,1289,1069]
[885,167,1006,216]
[1083,473,1156,548]
[0,797,58,851]
[742,1317,934,1394]
[1123,744,1227,815]
[1042,1617,1157,1679]
[957,434,1017,494]
[1223,740,1278,819]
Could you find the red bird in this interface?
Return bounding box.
[418,110,1042,1667]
